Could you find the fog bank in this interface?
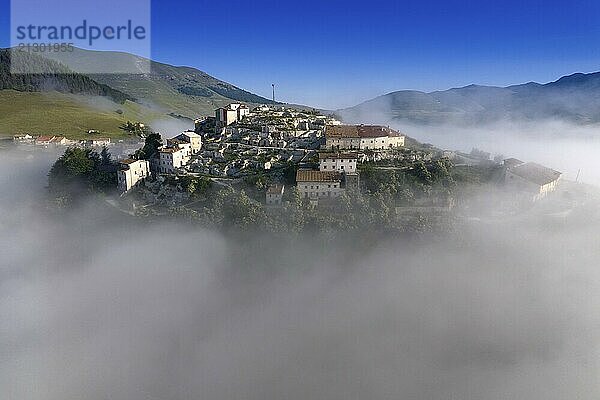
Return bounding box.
[1,150,600,399]
[393,119,600,185]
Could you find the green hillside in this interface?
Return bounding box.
[41,48,276,118]
[0,47,281,139]
[0,90,164,139]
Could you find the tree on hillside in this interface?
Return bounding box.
[134,133,163,160]
[48,147,117,205]
[100,146,112,166]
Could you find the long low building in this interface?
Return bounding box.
[324,125,405,150]
[296,169,344,201]
[319,152,358,173]
[505,162,562,201]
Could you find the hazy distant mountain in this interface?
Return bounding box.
[41,48,275,118]
[339,72,600,125]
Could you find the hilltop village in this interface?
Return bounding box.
[107,103,564,228]
[117,104,409,203]
[34,102,566,233]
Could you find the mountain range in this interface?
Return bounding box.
[2,46,600,138]
[339,73,600,126]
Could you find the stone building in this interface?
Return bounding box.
[157,145,190,174]
[505,162,562,201]
[266,184,285,205]
[171,131,202,154]
[296,169,344,203]
[117,159,150,193]
[215,103,250,128]
[319,152,358,173]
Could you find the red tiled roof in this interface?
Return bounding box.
[325,124,404,138]
[296,169,341,182]
[325,125,360,138]
[357,125,404,138]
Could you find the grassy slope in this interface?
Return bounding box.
[39,48,275,118]
[0,90,165,139]
[95,74,230,117]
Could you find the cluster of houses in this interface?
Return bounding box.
[9,98,564,214]
[13,134,111,148]
[293,152,358,204]
[118,104,342,194]
[197,104,340,147]
[291,124,406,204]
[118,103,412,204]
[118,130,201,192]
[186,145,298,177]
[153,131,202,174]
[114,102,563,209]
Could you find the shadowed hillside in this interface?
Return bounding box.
[40,48,276,118]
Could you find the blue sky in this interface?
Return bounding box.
[2,0,600,108]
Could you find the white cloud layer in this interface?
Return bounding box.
[1,147,600,399]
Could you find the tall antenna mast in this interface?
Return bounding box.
[272,83,275,103]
